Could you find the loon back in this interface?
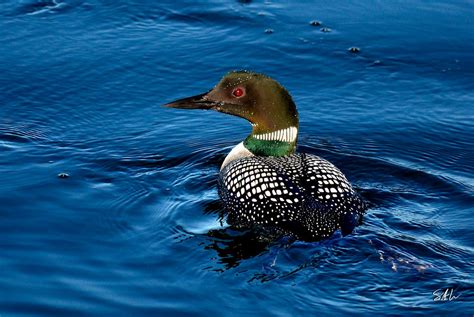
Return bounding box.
[218,153,365,240]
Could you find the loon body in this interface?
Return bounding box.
[166,71,366,241]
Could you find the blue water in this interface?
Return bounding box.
[1,0,473,315]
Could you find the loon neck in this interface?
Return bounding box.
[220,126,298,170]
[243,126,298,157]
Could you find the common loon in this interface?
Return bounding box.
[165,71,366,241]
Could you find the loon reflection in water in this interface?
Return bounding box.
[166,71,367,241]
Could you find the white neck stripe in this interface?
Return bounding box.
[253,126,298,143]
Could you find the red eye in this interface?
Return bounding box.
[232,87,245,98]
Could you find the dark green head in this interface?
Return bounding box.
[165,71,299,156]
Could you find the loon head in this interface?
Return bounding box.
[165,71,299,156]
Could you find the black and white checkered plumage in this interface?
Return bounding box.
[218,153,366,241]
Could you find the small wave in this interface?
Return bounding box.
[20,0,65,15]
[160,6,257,27]
[12,0,85,16]
[0,124,47,143]
[368,237,435,273]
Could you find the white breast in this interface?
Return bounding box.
[221,142,254,170]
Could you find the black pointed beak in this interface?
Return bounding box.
[164,92,217,110]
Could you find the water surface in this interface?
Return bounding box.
[0,0,473,315]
